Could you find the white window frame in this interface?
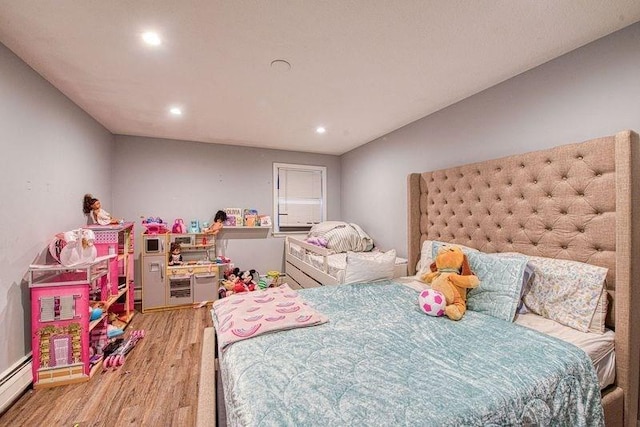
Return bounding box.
[273,163,327,234]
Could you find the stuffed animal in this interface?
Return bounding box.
[421,245,479,320]
[220,267,241,297]
[238,269,257,292]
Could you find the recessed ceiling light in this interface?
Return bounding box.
[316,126,326,134]
[169,107,182,116]
[142,32,162,46]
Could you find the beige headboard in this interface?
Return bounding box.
[407,130,639,426]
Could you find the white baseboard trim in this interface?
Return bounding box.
[0,354,32,414]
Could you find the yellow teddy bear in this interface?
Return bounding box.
[421,245,479,320]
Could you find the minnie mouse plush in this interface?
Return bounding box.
[219,267,241,298]
[232,269,258,293]
[240,269,258,292]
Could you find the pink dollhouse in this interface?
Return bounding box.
[28,222,135,388]
[28,256,111,388]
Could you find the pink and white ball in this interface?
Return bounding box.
[418,289,446,317]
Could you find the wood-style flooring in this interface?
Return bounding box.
[0,305,213,426]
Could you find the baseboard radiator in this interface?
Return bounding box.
[0,354,32,414]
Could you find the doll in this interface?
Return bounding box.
[168,242,183,266]
[83,194,121,226]
[204,210,228,235]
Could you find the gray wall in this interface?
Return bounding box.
[0,42,114,375]
[341,22,640,259]
[113,135,341,277]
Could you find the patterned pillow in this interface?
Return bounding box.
[428,242,528,322]
[588,286,608,334]
[522,256,607,333]
[464,251,529,322]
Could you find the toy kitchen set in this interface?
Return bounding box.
[140,218,230,312]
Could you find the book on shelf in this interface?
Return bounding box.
[243,209,259,227]
[223,208,243,227]
[258,215,272,226]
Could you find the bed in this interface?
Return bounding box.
[199,130,639,426]
[284,222,408,288]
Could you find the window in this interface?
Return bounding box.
[273,163,326,233]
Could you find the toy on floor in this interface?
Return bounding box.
[266,271,281,287]
[219,268,261,297]
[219,267,240,298]
[103,330,145,369]
[234,269,257,293]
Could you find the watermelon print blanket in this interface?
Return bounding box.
[211,283,329,350]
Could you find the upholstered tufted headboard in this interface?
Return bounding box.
[407,130,639,426]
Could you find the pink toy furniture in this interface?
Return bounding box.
[28,222,136,388]
[28,256,112,388]
[84,222,135,322]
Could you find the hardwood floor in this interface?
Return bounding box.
[0,306,213,426]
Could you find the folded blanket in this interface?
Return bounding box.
[308,221,374,253]
[211,284,329,350]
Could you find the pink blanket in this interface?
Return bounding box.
[212,283,329,350]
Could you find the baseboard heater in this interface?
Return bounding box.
[0,354,32,415]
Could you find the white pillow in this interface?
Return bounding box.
[415,240,434,278]
[344,249,396,283]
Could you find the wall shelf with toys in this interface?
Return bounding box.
[218,226,271,238]
[223,225,272,229]
[222,208,272,228]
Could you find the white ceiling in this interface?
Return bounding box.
[1,2,639,155]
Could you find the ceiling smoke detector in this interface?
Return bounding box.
[270,59,291,72]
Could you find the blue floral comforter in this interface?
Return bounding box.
[214,281,604,426]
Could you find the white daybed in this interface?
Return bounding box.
[284,234,408,288]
